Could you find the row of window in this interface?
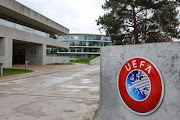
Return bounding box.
[58,54,99,59]
[0,18,50,37]
[59,48,100,53]
[47,47,58,54]
[66,41,112,46]
[57,35,111,41]
[47,47,100,58]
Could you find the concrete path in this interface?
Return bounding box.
[0,65,100,120]
[0,64,88,81]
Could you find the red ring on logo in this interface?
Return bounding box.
[118,58,164,115]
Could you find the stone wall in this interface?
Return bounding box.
[99,42,180,120]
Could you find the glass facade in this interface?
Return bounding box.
[57,34,111,41]
[62,41,107,47]
[59,48,100,53]
[57,34,112,59]
[0,18,50,38]
[47,47,58,55]
[58,54,98,59]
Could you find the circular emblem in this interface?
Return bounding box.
[30,48,37,56]
[118,57,164,115]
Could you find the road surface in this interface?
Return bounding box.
[0,65,100,120]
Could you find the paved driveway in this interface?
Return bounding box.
[0,65,100,120]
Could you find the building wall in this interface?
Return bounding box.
[0,37,12,68]
[99,42,180,120]
[0,25,68,48]
[0,25,68,68]
[14,44,46,65]
[57,34,112,59]
[0,0,69,68]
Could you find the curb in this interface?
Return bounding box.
[0,66,88,83]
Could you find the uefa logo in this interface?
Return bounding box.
[118,57,164,115]
[126,69,151,101]
[30,48,37,56]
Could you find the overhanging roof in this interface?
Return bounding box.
[0,0,69,35]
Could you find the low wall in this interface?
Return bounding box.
[46,56,69,64]
[99,42,180,120]
[90,56,100,65]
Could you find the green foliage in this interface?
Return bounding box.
[70,56,99,64]
[152,3,180,42]
[49,34,57,39]
[57,63,73,65]
[3,69,33,76]
[96,0,180,45]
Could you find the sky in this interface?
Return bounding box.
[15,0,106,34]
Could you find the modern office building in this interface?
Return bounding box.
[57,34,112,59]
[0,0,69,68]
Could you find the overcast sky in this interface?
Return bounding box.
[16,0,106,34]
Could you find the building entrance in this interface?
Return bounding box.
[13,49,25,64]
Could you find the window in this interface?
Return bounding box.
[85,35,94,40]
[70,48,75,52]
[15,24,34,33]
[69,41,74,46]
[83,48,89,52]
[82,41,86,46]
[88,42,93,46]
[94,35,101,40]
[0,18,14,28]
[35,30,48,37]
[74,41,81,46]
[77,48,82,52]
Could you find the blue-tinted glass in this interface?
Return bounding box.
[94,35,101,40]
[0,18,14,28]
[15,24,35,33]
[82,41,86,46]
[70,48,75,52]
[35,30,48,37]
[77,48,81,52]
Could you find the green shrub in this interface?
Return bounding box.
[70,56,99,64]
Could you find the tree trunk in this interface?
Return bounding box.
[131,0,139,44]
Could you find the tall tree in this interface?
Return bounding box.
[96,0,180,45]
[152,2,180,42]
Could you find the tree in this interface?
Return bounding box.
[49,34,57,39]
[96,0,180,45]
[152,2,180,42]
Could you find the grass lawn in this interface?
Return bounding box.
[3,69,33,76]
[70,56,99,64]
[57,62,73,65]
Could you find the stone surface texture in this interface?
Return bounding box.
[99,42,180,120]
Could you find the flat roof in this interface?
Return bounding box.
[0,0,69,35]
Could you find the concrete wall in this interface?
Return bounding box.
[25,44,45,65]
[0,25,68,48]
[90,56,100,65]
[0,37,12,68]
[99,42,180,120]
[0,25,69,68]
[46,56,69,64]
[14,44,46,65]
